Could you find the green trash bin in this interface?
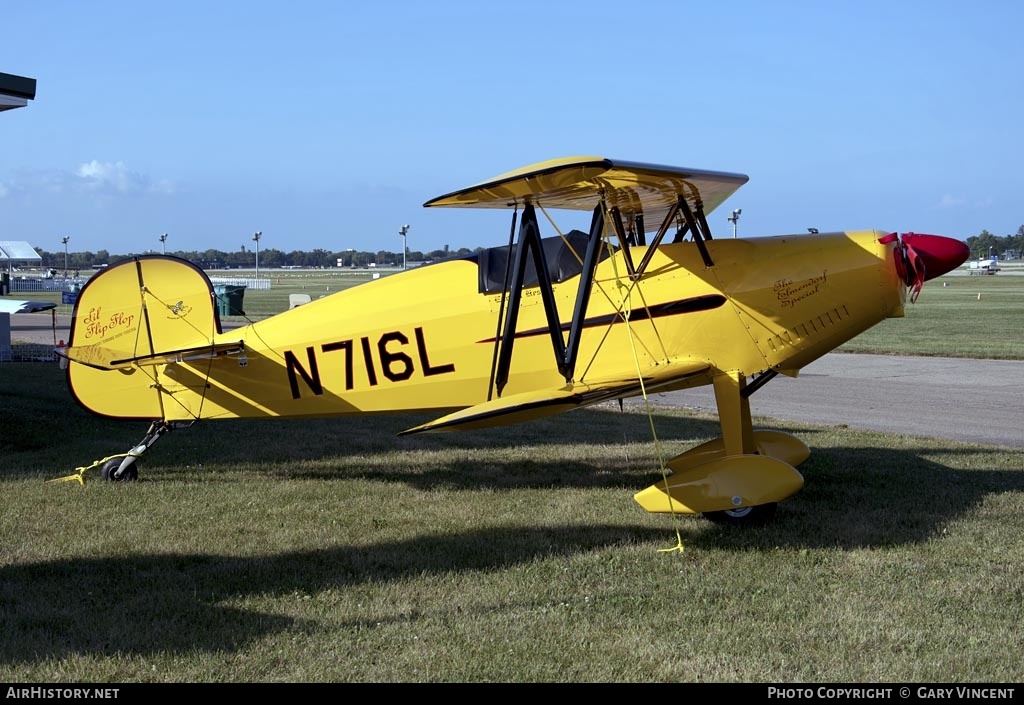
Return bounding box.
[213,284,246,316]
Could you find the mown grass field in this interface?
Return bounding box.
[2,363,1023,683]
[838,273,1024,359]
[1,265,1022,682]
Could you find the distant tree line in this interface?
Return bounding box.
[965,226,1024,260]
[31,245,480,271]
[28,225,1024,271]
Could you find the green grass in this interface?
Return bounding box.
[2,365,1023,682]
[838,274,1024,359]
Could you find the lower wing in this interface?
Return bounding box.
[400,357,711,434]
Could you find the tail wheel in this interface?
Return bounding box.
[703,502,777,527]
[100,457,139,482]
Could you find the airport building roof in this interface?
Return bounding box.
[0,241,42,263]
[0,71,36,112]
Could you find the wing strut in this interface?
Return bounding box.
[608,206,637,277]
[493,202,565,396]
[487,207,519,401]
[492,201,606,397]
[635,195,683,277]
[740,369,778,398]
[633,214,646,246]
[678,197,715,268]
[563,205,607,381]
[488,180,720,397]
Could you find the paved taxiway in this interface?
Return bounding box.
[9,313,1023,448]
[644,354,1023,448]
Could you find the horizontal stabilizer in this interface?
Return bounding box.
[401,358,710,434]
[60,340,244,371]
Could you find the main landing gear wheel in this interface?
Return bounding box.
[703,502,777,527]
[100,457,139,482]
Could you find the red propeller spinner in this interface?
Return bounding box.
[880,232,970,303]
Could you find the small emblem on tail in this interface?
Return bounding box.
[168,300,192,318]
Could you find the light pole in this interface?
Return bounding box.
[252,231,262,279]
[728,209,741,239]
[159,233,168,254]
[61,236,70,273]
[399,224,410,270]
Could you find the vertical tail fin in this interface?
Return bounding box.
[65,256,222,419]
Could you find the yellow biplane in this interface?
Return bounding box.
[57,156,969,526]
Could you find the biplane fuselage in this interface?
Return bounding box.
[60,156,969,523]
[65,230,901,423]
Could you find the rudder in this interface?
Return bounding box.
[66,256,221,419]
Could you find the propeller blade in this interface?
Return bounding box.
[888,233,970,303]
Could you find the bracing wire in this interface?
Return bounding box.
[606,225,685,555]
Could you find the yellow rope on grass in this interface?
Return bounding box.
[46,451,138,486]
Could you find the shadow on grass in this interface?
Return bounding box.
[3,401,730,480]
[144,421,1024,554]
[286,441,1024,551]
[7,370,1021,533]
[0,524,664,665]
[8,383,1023,546]
[695,444,1024,551]
[3,438,1023,665]
[2,448,1022,664]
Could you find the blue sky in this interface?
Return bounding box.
[3,1,1021,256]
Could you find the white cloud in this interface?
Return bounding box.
[1,160,176,197]
[937,194,995,210]
[76,160,150,193]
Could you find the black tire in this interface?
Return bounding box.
[100,457,139,482]
[703,502,777,527]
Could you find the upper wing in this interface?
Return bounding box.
[400,357,711,434]
[423,156,748,226]
[0,299,57,314]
